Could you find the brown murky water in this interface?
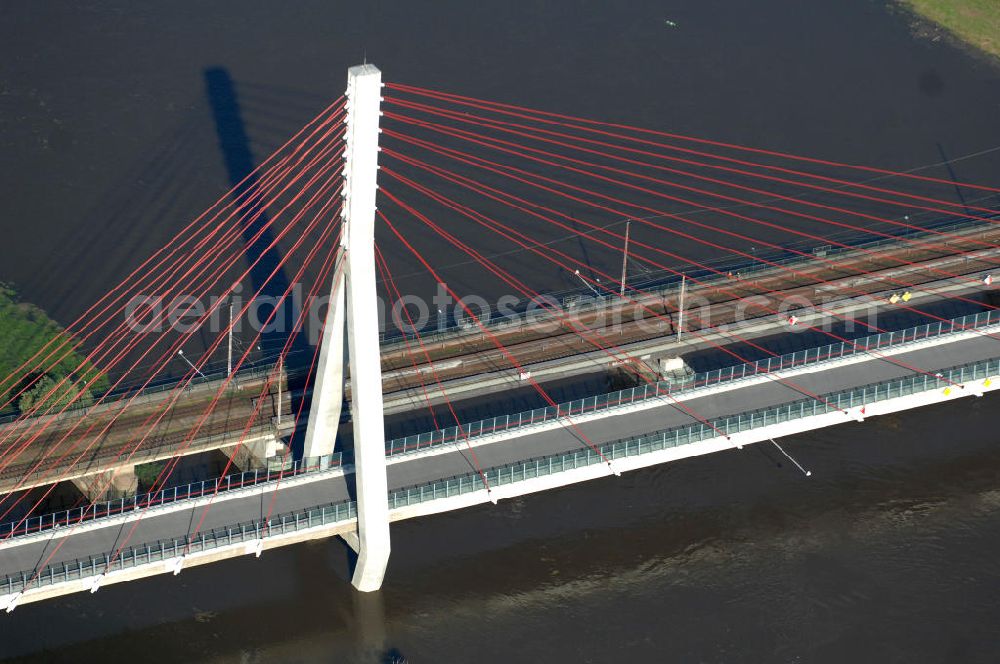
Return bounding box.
[1,1,1000,661]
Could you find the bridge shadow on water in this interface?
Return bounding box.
[204,67,322,465]
[26,109,217,334]
[204,67,309,358]
[23,73,330,386]
[0,76,340,524]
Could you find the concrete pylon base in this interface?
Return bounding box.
[351,538,391,592]
[339,514,391,592]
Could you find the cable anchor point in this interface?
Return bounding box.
[245,538,264,558]
[4,592,22,613]
[87,572,107,594]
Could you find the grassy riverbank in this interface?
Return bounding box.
[902,0,1000,59]
[0,284,107,414]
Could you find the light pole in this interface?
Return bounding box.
[177,349,206,379]
[227,302,234,377]
[619,220,631,297]
[574,269,600,296]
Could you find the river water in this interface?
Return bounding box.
[2,1,1000,661]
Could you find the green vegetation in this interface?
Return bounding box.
[902,0,1000,59]
[134,460,168,491]
[0,283,108,415]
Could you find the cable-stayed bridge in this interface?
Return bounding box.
[1,64,999,610]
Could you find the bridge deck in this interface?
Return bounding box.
[1,331,996,584]
[377,221,1000,409]
[0,374,288,494]
[4,217,997,493]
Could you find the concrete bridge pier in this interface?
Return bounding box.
[222,432,286,471]
[72,466,137,501]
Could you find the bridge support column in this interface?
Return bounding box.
[72,466,137,502]
[303,64,390,592]
[302,258,346,462]
[223,433,286,471]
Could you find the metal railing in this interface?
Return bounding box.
[4,352,997,596]
[383,309,1000,456]
[0,450,344,538]
[1,500,358,596]
[388,355,1000,508]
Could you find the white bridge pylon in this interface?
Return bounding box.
[303,64,389,592]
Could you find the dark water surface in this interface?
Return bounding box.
[2,1,1000,661]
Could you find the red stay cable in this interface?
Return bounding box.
[0,120,348,444]
[383,102,1000,256]
[385,82,1000,195]
[375,242,493,493]
[382,114,1000,299]
[382,195,731,448]
[19,198,344,588]
[0,99,346,408]
[374,245,442,430]
[379,145,967,388]
[0,160,347,517]
[0,129,348,470]
[380,129,1000,353]
[382,166,852,414]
